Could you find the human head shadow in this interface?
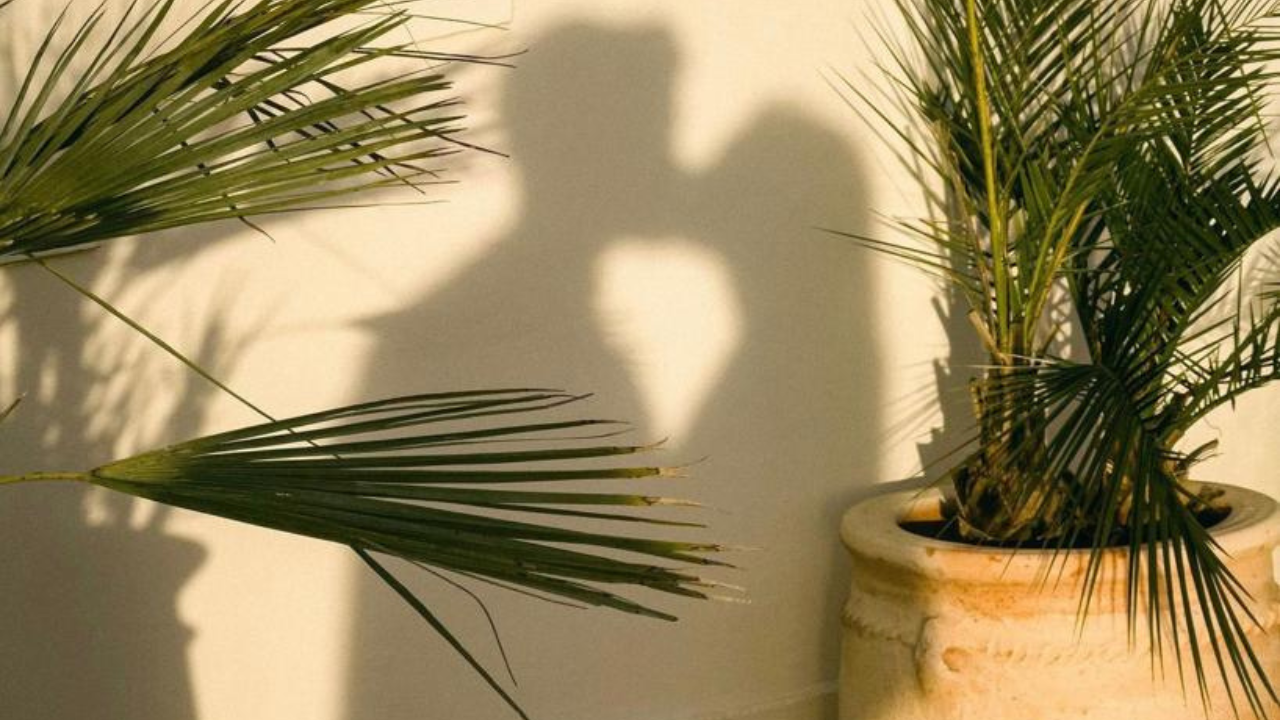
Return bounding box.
[343,18,881,720]
[355,21,685,402]
[666,104,877,718]
[343,23,683,718]
[0,224,247,720]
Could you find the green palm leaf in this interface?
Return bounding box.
[89,389,722,615]
[1,390,723,719]
[0,0,479,260]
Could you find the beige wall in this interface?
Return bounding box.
[0,2,1275,720]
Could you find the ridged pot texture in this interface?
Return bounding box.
[839,484,1280,720]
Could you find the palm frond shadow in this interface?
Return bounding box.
[0,234,235,719]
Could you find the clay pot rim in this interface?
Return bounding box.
[840,482,1280,584]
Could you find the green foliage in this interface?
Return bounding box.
[838,0,1280,714]
[0,0,468,259]
[93,389,722,623]
[90,389,721,719]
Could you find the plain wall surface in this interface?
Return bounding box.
[0,2,1276,720]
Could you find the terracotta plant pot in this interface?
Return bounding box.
[838,484,1280,720]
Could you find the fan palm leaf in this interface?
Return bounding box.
[0,0,479,259]
[1,390,722,719]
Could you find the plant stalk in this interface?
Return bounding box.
[0,471,92,486]
[965,0,1009,350]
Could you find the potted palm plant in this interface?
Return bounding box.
[0,1,722,717]
[835,0,1280,717]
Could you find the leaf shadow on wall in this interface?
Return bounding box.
[343,20,880,720]
[0,232,245,720]
[0,7,262,717]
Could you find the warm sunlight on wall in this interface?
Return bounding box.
[0,0,893,719]
[596,239,742,441]
[18,1,1280,720]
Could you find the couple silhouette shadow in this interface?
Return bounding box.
[344,21,878,720]
[0,16,880,720]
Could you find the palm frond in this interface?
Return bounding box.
[982,355,1276,714]
[0,0,480,260]
[59,389,724,717]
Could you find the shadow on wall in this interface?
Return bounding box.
[0,9,244,718]
[344,20,879,720]
[0,228,247,719]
